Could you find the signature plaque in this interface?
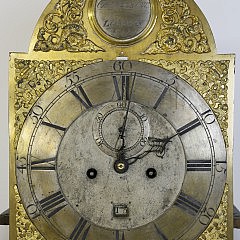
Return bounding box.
[89,0,156,45]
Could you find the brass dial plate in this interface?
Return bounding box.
[15,61,227,240]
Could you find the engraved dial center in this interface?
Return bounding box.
[56,101,186,230]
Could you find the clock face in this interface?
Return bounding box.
[16,61,227,240]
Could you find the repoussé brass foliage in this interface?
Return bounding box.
[143,0,211,54]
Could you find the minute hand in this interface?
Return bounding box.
[118,72,137,143]
[148,132,179,144]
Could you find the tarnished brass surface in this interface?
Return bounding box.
[139,59,230,146]
[143,0,212,54]
[13,58,102,146]
[13,183,229,240]
[29,0,215,54]
[14,185,45,240]
[9,0,234,239]
[11,57,233,239]
[33,0,104,52]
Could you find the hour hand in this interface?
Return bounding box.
[126,136,172,165]
[148,136,175,156]
[148,132,179,147]
[148,137,169,144]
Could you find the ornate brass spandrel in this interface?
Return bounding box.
[198,184,228,240]
[14,58,102,147]
[33,0,104,52]
[14,185,45,240]
[143,0,211,54]
[139,59,229,146]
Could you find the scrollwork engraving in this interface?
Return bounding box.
[143,0,211,54]
[34,0,104,52]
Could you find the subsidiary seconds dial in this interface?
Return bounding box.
[92,101,150,157]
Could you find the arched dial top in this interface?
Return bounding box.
[16,60,226,240]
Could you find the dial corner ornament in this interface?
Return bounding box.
[15,60,227,240]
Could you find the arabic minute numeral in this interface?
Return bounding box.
[16,156,27,174]
[65,72,80,87]
[30,105,44,124]
[202,109,215,124]
[177,109,216,136]
[216,161,227,174]
[113,60,132,72]
[199,208,216,225]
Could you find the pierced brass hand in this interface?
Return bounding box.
[126,134,178,165]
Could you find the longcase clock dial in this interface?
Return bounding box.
[16,61,227,240]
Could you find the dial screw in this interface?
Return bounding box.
[146,168,157,179]
[87,168,98,179]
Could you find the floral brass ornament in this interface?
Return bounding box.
[14,58,102,147]
[34,0,104,52]
[139,59,229,146]
[143,0,211,54]
[14,185,45,240]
